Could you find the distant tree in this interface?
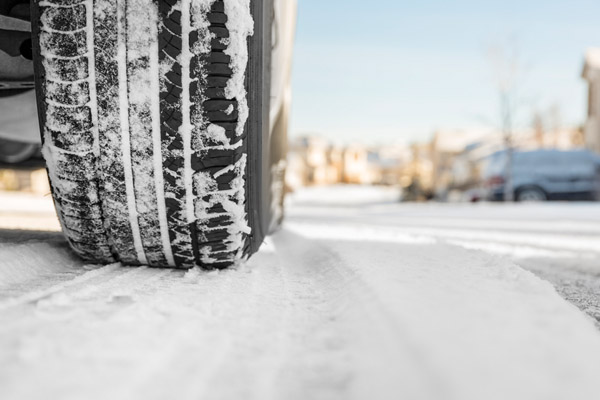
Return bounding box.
[487,40,524,202]
[532,111,545,147]
[572,125,586,147]
[531,104,562,148]
[547,103,561,147]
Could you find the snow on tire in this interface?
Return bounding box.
[32,0,265,269]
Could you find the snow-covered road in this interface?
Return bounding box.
[2,186,600,400]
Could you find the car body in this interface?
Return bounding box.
[483,149,600,201]
[0,1,41,166]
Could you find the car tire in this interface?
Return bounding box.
[31,0,275,269]
[516,186,547,202]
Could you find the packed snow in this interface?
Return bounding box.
[2,185,600,400]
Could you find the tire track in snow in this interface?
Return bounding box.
[115,247,289,400]
[0,266,175,340]
[0,229,438,399]
[0,263,121,311]
[120,233,368,400]
[287,219,600,256]
[0,253,169,314]
[169,240,292,400]
[282,222,600,400]
[268,230,447,400]
[3,222,600,399]
[288,205,600,332]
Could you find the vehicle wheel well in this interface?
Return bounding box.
[514,185,547,201]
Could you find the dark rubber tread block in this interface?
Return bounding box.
[38,30,87,57]
[40,4,86,32]
[208,13,227,25]
[206,76,229,88]
[203,51,230,64]
[45,80,90,106]
[43,57,89,82]
[206,63,233,76]
[44,0,86,5]
[209,26,229,39]
[211,1,225,13]
[45,104,93,132]
[207,109,238,122]
[210,37,228,51]
[203,99,236,112]
[204,87,227,99]
[48,128,94,153]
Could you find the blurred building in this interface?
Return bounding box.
[342,145,378,184]
[372,145,411,186]
[0,168,50,195]
[582,48,600,153]
[286,136,409,189]
[286,120,586,202]
[401,143,434,201]
[286,136,343,189]
[429,129,490,199]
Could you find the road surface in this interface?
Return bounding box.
[2,185,600,400]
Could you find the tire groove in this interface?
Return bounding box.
[159,0,195,267]
[91,0,139,263]
[125,0,169,266]
[117,0,148,264]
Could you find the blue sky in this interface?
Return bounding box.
[289,0,600,144]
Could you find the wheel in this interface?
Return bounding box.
[31,0,277,269]
[0,139,38,164]
[516,186,547,202]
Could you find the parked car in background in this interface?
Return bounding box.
[483,149,600,201]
